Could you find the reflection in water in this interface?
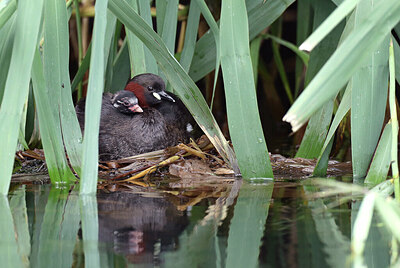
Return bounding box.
[97,191,189,264]
[3,179,395,267]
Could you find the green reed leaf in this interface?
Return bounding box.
[43,0,82,176]
[220,0,273,178]
[80,0,109,194]
[0,0,44,194]
[31,50,76,183]
[179,1,200,72]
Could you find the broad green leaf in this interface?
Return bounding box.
[138,0,157,74]
[43,0,82,176]
[155,0,166,35]
[0,0,44,194]
[246,0,264,11]
[364,123,392,185]
[189,0,295,82]
[157,0,178,85]
[108,0,239,173]
[160,0,178,54]
[80,0,109,194]
[179,1,201,72]
[125,0,146,75]
[194,0,220,107]
[351,0,389,179]
[284,0,400,131]
[220,0,272,178]
[31,49,76,183]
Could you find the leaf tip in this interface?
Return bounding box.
[283,113,302,133]
[299,42,313,52]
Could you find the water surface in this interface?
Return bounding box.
[3,177,392,267]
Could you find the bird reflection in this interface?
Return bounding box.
[97,191,189,264]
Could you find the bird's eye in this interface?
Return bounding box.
[148,86,154,91]
[117,97,131,106]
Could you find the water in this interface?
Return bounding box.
[3,178,392,267]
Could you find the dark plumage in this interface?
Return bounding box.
[126,73,196,145]
[75,73,198,161]
[98,107,168,160]
[76,90,168,160]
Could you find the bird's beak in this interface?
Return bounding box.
[158,91,175,102]
[129,104,143,113]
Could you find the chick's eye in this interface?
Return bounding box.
[116,98,130,106]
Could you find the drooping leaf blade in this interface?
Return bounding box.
[283,0,400,131]
[299,0,360,51]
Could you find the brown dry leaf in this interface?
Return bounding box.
[169,159,213,179]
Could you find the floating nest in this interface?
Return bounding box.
[12,135,353,188]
